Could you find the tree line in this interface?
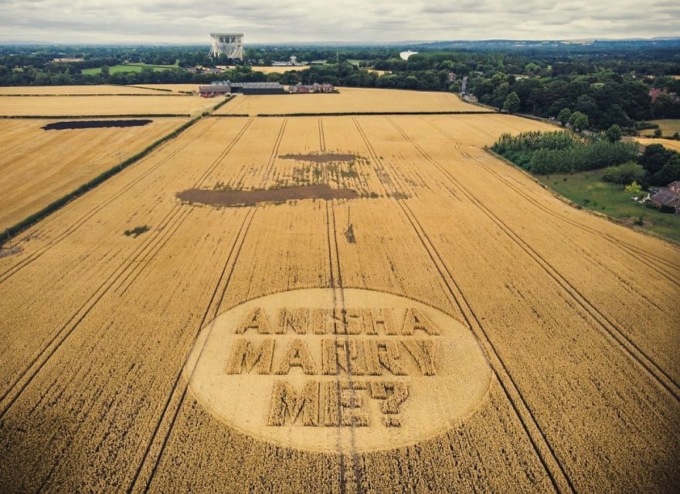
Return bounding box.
[2,43,680,129]
[492,131,680,187]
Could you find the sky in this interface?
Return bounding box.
[1,0,678,44]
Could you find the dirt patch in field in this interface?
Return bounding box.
[42,119,153,130]
[177,184,358,207]
[279,152,356,164]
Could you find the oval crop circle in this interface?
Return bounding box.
[185,289,493,453]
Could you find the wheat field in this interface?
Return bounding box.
[637,137,680,152]
[216,87,491,115]
[0,90,678,493]
[0,85,164,95]
[0,118,190,230]
[0,95,216,116]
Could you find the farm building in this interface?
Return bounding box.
[198,82,232,97]
[650,187,680,213]
[289,83,335,94]
[667,180,680,194]
[200,81,333,97]
[231,82,287,95]
[199,81,286,97]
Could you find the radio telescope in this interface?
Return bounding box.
[400,50,418,60]
[209,33,244,60]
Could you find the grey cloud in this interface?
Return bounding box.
[0,0,677,43]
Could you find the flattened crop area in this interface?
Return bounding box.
[0,113,678,494]
[0,118,189,231]
[216,87,491,115]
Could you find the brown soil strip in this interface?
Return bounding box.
[42,119,153,130]
[279,153,355,164]
[177,184,358,207]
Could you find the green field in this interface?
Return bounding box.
[640,119,680,137]
[537,170,680,243]
[82,62,180,75]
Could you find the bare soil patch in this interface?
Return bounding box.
[42,119,153,130]
[177,184,358,207]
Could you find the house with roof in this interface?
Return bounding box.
[667,181,680,194]
[651,184,680,213]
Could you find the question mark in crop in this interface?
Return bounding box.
[370,381,409,427]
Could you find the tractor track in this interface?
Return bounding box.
[390,117,680,401]
[128,208,257,494]
[427,117,680,279]
[0,119,255,422]
[0,118,220,286]
[354,117,573,493]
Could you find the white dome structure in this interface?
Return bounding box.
[399,50,418,60]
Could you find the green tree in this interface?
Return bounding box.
[524,62,541,76]
[624,181,642,196]
[640,144,672,175]
[603,162,646,184]
[557,108,571,126]
[569,111,589,132]
[653,155,680,186]
[503,92,520,114]
[606,124,622,143]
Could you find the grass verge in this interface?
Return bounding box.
[538,170,680,243]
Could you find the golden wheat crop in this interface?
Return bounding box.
[0,118,190,231]
[636,137,680,152]
[128,84,200,93]
[0,85,163,95]
[0,102,678,493]
[216,87,490,116]
[0,95,216,116]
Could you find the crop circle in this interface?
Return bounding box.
[185,289,492,453]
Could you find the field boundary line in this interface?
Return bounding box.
[354,117,574,494]
[488,149,680,281]
[128,208,256,494]
[389,118,680,401]
[254,110,495,117]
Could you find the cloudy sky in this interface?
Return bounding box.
[1,0,678,44]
